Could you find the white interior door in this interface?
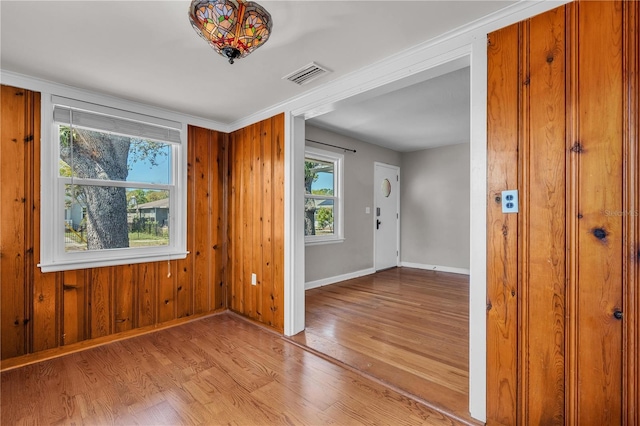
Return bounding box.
[374,163,399,270]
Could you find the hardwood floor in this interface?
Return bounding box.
[289,268,477,425]
[1,311,466,425]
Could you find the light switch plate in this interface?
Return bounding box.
[502,190,519,213]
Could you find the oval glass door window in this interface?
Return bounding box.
[381,178,391,197]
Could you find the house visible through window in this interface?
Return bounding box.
[305,147,344,244]
[40,95,187,272]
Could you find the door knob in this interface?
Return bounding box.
[376,219,381,230]
[613,310,623,320]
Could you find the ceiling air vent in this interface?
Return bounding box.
[283,62,330,86]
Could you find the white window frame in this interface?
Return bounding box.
[39,95,188,272]
[304,147,344,245]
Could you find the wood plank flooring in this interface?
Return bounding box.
[289,268,476,425]
[1,311,466,425]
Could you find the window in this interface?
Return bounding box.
[40,95,187,272]
[304,147,344,245]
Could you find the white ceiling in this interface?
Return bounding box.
[308,66,470,152]
[1,1,514,143]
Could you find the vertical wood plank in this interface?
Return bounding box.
[623,1,640,423]
[176,126,194,320]
[261,118,274,327]
[228,131,237,312]
[516,21,530,426]
[573,1,624,423]
[486,24,520,426]
[192,126,210,314]
[137,263,157,327]
[22,88,36,354]
[242,125,252,318]
[29,89,60,353]
[565,5,579,422]
[235,127,247,314]
[224,133,232,310]
[229,130,237,312]
[250,121,261,320]
[212,131,226,311]
[90,267,112,338]
[227,128,240,311]
[176,256,192,318]
[175,154,193,322]
[522,7,566,425]
[271,114,285,331]
[239,126,253,318]
[176,126,197,319]
[0,85,28,359]
[113,264,134,333]
[157,261,176,323]
[62,270,87,345]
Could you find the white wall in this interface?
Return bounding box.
[305,130,471,283]
[304,124,400,285]
[400,143,470,272]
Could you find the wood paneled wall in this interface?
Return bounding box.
[487,1,639,424]
[0,85,229,364]
[228,114,285,332]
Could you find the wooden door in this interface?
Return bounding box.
[486,1,638,424]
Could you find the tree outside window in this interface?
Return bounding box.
[60,127,171,251]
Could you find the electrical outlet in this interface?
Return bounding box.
[251,273,257,286]
[502,190,519,213]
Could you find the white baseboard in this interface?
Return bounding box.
[400,262,470,275]
[305,267,376,290]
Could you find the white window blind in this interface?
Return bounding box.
[52,96,181,144]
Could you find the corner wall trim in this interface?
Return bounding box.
[400,262,470,275]
[305,268,376,290]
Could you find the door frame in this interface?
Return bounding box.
[373,162,400,271]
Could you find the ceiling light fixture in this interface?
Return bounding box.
[188,0,272,64]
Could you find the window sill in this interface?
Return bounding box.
[39,251,189,273]
[305,237,345,247]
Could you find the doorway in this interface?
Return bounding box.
[288,47,486,421]
[298,65,472,421]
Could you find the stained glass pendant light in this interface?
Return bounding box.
[188,0,272,64]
